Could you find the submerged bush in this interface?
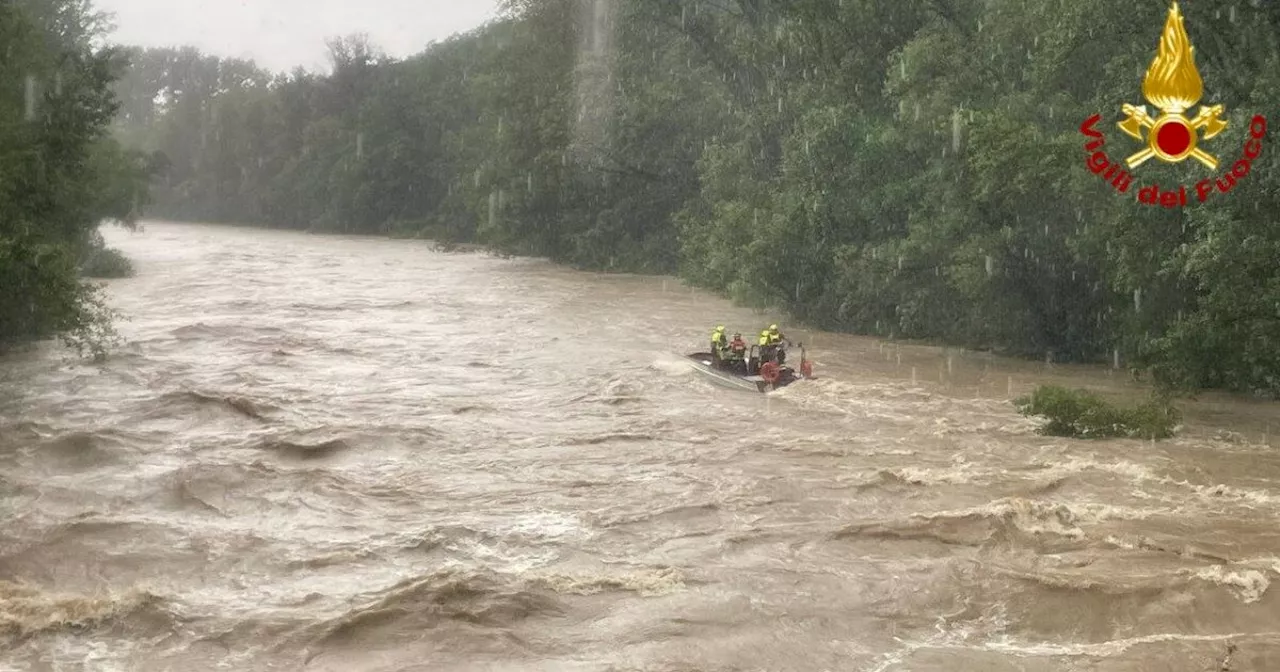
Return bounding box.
[0,237,124,361]
[80,246,135,278]
[1014,385,1180,440]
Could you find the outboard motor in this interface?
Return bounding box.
[798,344,814,378]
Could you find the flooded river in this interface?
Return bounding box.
[3,221,1280,671]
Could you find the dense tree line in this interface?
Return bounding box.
[113,0,1280,397]
[0,0,154,356]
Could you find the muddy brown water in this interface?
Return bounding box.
[2,221,1279,671]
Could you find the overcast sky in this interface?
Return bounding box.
[95,0,502,73]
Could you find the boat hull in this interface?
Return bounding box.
[684,352,803,393]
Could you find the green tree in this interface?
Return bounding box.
[1,0,153,357]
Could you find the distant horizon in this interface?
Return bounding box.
[94,0,502,74]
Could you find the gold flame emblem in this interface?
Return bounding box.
[1117,1,1226,169]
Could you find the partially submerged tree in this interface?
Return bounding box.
[0,0,152,357]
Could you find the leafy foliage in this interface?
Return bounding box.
[0,0,152,355]
[1015,385,1180,440]
[112,0,1280,397]
[80,240,135,278]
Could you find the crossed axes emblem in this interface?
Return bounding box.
[1117,103,1228,170]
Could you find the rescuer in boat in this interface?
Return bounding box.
[710,325,728,369]
[759,324,789,366]
[757,329,775,366]
[726,332,748,373]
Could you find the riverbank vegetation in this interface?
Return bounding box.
[109,0,1280,398]
[0,0,153,357]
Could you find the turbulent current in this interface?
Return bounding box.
[3,222,1280,671]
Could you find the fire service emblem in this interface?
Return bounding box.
[1079,1,1266,208]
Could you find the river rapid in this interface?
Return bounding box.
[3,221,1280,671]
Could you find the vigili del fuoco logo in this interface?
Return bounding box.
[1080,1,1266,208]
